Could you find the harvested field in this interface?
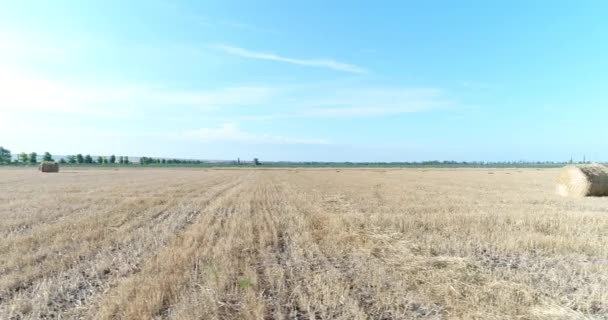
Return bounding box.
[0,167,607,319]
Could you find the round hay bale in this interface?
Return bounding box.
[556,164,608,197]
[39,161,59,173]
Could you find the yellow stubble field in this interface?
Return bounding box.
[0,167,606,319]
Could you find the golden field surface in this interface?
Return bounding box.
[0,168,607,320]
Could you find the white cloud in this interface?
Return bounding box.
[0,65,277,117]
[0,30,66,58]
[0,64,451,124]
[182,123,254,141]
[0,67,123,116]
[211,44,367,74]
[182,123,329,145]
[153,86,276,108]
[308,88,448,115]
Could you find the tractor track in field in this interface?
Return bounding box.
[0,173,246,319]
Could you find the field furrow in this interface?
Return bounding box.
[0,168,607,319]
[0,170,244,318]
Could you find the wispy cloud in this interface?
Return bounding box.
[242,87,451,120]
[0,63,451,122]
[211,44,367,74]
[181,123,329,145]
[152,86,276,108]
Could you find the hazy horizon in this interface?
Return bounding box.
[5,152,595,164]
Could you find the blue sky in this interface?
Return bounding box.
[1,0,607,161]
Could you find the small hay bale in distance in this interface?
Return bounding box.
[556,164,608,197]
[39,161,59,173]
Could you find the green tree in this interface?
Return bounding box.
[110,154,116,164]
[68,155,77,164]
[97,156,104,164]
[0,147,11,164]
[102,157,108,164]
[59,158,67,164]
[42,152,53,162]
[19,152,28,163]
[124,156,130,164]
[84,154,93,163]
[76,154,84,163]
[29,152,38,164]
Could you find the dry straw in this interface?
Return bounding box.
[556,164,608,197]
[39,161,59,173]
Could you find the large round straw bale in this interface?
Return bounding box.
[556,164,608,197]
[39,161,59,173]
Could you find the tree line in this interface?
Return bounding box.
[1,147,207,166]
[0,147,11,164]
[62,154,129,164]
[0,147,131,165]
[1,145,596,168]
[0,147,52,164]
[138,157,204,165]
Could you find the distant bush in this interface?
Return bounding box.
[0,147,10,164]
